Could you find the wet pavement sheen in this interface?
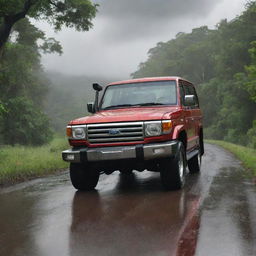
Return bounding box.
[195,154,256,256]
[0,144,255,256]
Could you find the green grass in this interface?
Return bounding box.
[0,137,69,185]
[207,140,256,177]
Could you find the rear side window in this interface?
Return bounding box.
[179,82,185,105]
[188,85,199,107]
[179,81,199,108]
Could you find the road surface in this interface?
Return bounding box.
[0,144,255,256]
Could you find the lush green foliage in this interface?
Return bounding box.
[207,140,256,176]
[132,1,256,148]
[0,0,98,49]
[2,97,53,145]
[0,137,68,185]
[0,19,61,145]
[0,1,98,145]
[132,26,216,84]
[0,0,98,146]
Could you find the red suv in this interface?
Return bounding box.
[62,77,204,191]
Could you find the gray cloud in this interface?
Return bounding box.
[97,0,221,19]
[94,0,223,42]
[39,0,247,78]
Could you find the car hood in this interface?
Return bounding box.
[70,106,180,125]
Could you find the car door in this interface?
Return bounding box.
[185,83,201,149]
[179,81,194,150]
[189,84,202,147]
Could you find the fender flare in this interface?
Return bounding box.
[172,125,186,140]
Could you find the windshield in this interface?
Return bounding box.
[100,81,177,110]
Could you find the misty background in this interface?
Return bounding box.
[37,0,246,79]
[35,0,247,134]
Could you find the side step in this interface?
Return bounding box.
[186,149,199,161]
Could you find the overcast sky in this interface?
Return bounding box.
[35,0,248,80]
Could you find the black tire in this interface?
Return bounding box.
[160,143,186,190]
[70,163,99,191]
[188,149,202,174]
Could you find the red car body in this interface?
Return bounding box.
[69,77,203,149]
[63,76,204,191]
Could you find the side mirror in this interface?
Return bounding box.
[93,83,103,92]
[92,83,103,112]
[184,95,195,106]
[87,102,96,113]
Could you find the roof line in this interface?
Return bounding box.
[108,76,191,86]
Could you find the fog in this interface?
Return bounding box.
[35,0,247,80]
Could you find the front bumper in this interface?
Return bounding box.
[62,141,179,163]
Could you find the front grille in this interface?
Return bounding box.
[87,122,144,144]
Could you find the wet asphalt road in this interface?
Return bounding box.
[0,144,255,256]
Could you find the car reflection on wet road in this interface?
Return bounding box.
[0,144,255,256]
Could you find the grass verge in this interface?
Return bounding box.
[0,137,69,186]
[207,140,256,177]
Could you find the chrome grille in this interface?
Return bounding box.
[87,122,144,144]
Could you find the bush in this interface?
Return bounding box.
[247,120,256,149]
[1,97,53,146]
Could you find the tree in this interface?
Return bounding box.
[131,1,256,147]
[132,26,216,85]
[0,0,98,51]
[2,97,53,145]
[0,100,6,121]
[244,41,256,102]
[0,18,61,103]
[0,18,61,145]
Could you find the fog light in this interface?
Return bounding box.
[153,148,165,154]
[66,154,75,161]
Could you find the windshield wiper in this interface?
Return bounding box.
[102,104,135,110]
[137,102,165,106]
[102,102,166,110]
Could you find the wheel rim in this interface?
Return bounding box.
[178,151,185,180]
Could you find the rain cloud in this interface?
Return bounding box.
[39,0,246,78]
[94,0,223,42]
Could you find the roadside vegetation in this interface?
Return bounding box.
[0,137,68,186]
[0,0,98,145]
[207,140,256,177]
[0,1,97,185]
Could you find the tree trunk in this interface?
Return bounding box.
[0,0,33,53]
[0,17,15,52]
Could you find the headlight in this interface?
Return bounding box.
[66,125,87,140]
[73,127,86,139]
[144,121,162,137]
